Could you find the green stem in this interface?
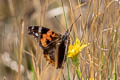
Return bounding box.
[61,0,68,29]
[67,58,71,80]
[76,67,81,80]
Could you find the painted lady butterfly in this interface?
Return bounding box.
[27,14,80,68]
[28,26,71,68]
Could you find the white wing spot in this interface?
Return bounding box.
[35,33,39,36]
[38,27,42,33]
[32,26,34,29]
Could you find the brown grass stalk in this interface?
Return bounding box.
[17,19,24,80]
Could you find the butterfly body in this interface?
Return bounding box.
[28,26,70,68]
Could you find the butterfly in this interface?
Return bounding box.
[27,26,72,68]
[27,15,80,68]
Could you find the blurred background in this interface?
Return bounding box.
[0,0,120,80]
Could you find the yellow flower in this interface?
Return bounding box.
[67,38,89,58]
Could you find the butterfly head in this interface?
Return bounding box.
[62,25,73,41]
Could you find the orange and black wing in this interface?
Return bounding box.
[28,26,61,48]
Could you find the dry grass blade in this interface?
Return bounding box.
[17,19,24,80]
[68,0,78,37]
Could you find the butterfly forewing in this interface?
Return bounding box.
[28,26,61,48]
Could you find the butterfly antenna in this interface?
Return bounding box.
[54,16,66,30]
[69,14,81,32]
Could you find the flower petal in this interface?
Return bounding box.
[67,38,89,58]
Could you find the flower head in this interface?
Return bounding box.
[67,38,89,58]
